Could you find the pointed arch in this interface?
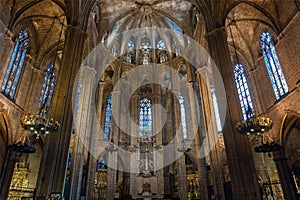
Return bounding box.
[224,1,280,33]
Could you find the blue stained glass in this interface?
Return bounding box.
[39,64,56,112]
[73,83,82,131]
[139,98,152,140]
[67,153,71,167]
[234,64,254,120]
[127,40,135,50]
[96,158,106,170]
[157,40,165,50]
[210,87,222,132]
[261,32,288,100]
[2,29,29,100]
[179,96,188,139]
[2,43,19,90]
[104,95,112,140]
[140,42,151,52]
[162,16,183,33]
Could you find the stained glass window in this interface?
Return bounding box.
[73,83,82,131]
[127,40,135,50]
[96,158,107,170]
[261,32,288,100]
[234,64,254,120]
[140,41,151,52]
[179,96,188,139]
[139,98,152,140]
[39,64,56,112]
[210,87,222,132]
[2,29,29,100]
[162,16,183,33]
[157,40,165,50]
[125,41,134,63]
[104,95,112,140]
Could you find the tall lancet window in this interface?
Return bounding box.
[73,83,82,132]
[104,95,112,140]
[179,96,188,139]
[211,87,222,132]
[261,32,288,100]
[234,64,254,120]
[2,29,29,100]
[39,64,56,112]
[139,98,152,140]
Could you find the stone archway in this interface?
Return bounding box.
[0,111,10,172]
[281,113,300,197]
[0,107,15,200]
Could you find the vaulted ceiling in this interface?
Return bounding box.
[0,0,298,70]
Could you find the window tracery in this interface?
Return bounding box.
[2,29,29,99]
[104,95,112,140]
[39,64,56,112]
[139,98,152,140]
[261,32,288,100]
[234,64,254,120]
[179,95,188,139]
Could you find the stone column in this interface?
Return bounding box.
[70,66,96,199]
[186,81,209,200]
[152,88,164,196]
[106,90,121,200]
[196,68,225,199]
[173,91,188,200]
[130,94,139,196]
[106,151,118,200]
[273,149,296,200]
[205,27,261,199]
[35,25,87,198]
[86,81,106,199]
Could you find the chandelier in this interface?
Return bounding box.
[254,141,281,153]
[21,109,60,139]
[235,109,278,153]
[235,114,273,136]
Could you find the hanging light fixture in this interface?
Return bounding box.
[8,132,36,153]
[20,16,63,140]
[229,20,274,149]
[235,109,273,136]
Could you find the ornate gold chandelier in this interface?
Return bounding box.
[21,109,60,139]
[235,115,273,136]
